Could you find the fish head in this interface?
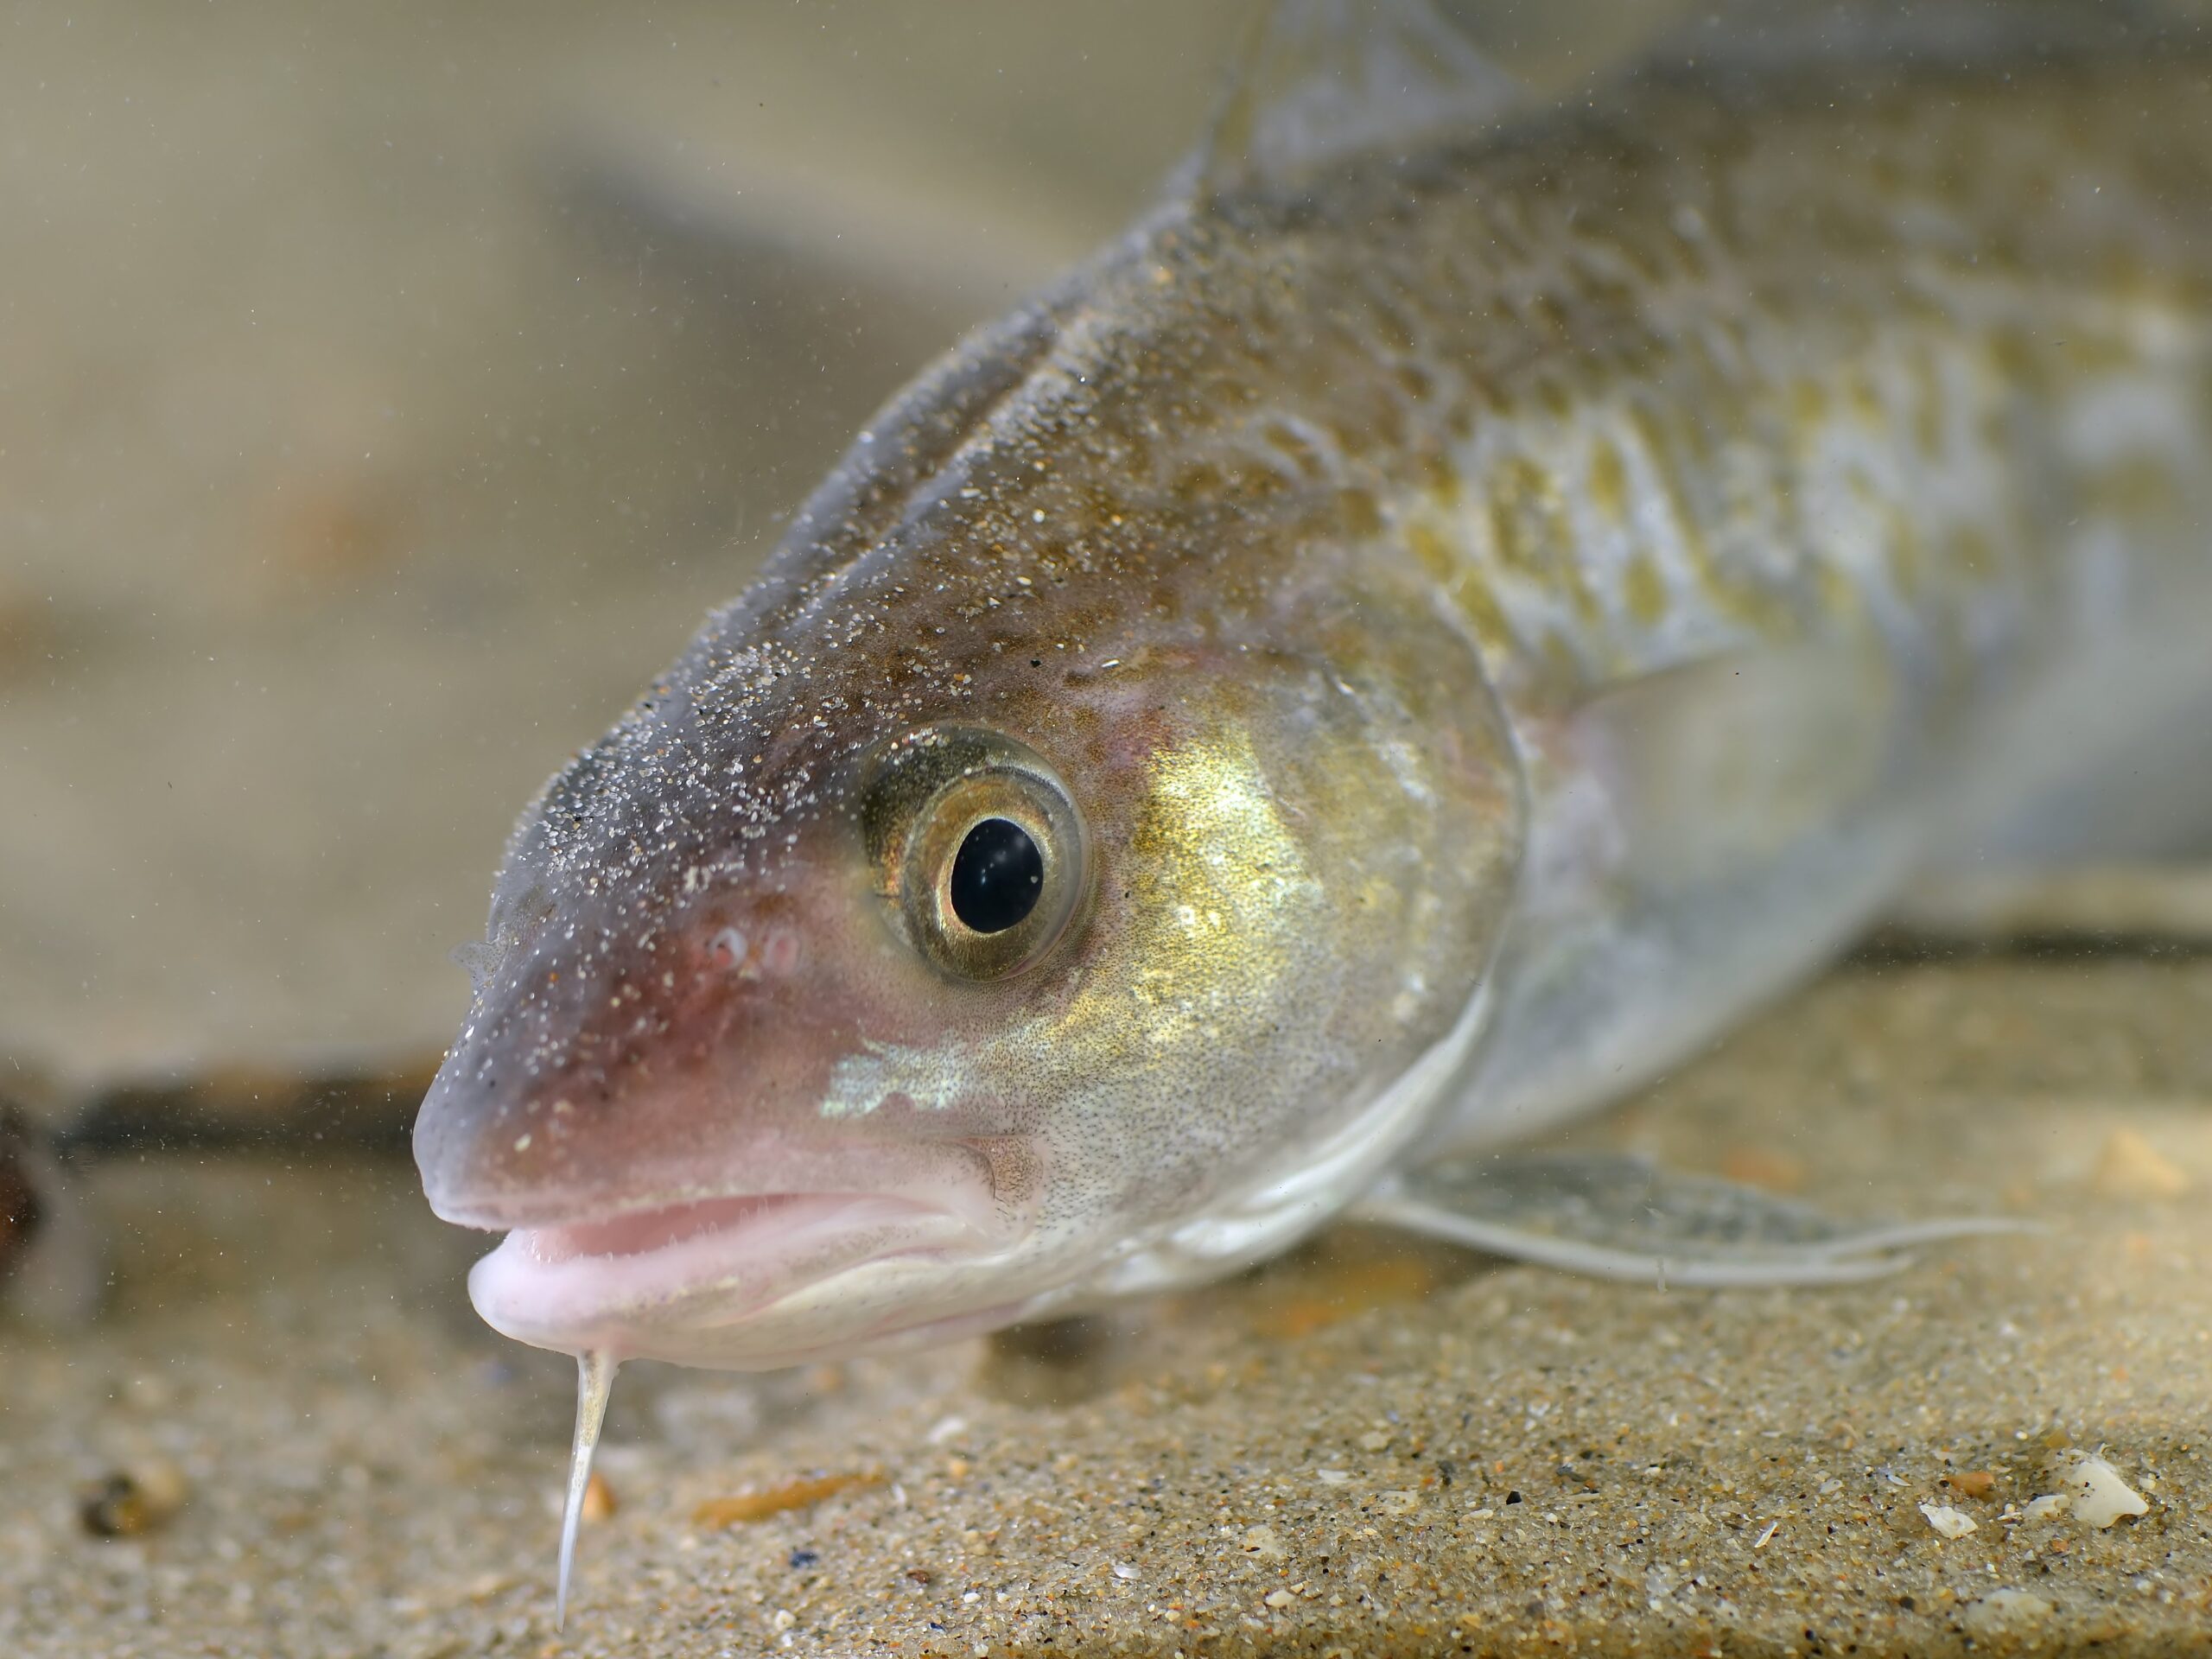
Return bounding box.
[416,338,1523,1372]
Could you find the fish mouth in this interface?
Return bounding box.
[466,1188,1001,1359]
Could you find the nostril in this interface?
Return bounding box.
[699,924,798,981]
[707,927,749,972]
[760,928,802,976]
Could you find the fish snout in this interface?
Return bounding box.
[412,917,817,1229]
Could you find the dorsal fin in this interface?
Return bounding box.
[1192,0,1523,197]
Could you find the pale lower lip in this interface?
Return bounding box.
[467,1190,963,1354]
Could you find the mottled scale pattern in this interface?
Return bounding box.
[1191,53,2212,726]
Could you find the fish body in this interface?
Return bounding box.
[414,3,2212,1374]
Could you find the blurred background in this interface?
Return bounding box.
[0,0,1690,1090]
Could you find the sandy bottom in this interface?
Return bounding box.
[5,950,2209,1657]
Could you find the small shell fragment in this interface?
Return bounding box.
[1919,1502,1978,1539]
[2060,1452,2150,1529]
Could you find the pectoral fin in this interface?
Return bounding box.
[1435,638,1927,1147]
[1351,1152,2031,1288]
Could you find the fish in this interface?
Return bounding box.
[409,0,2212,1618]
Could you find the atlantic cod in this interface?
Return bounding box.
[408,0,2212,1616]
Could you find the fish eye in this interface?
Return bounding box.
[949,818,1044,934]
[858,727,1090,981]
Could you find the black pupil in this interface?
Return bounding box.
[948,818,1045,935]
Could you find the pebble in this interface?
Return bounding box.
[78,1462,189,1538]
[1941,1469,1997,1501]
